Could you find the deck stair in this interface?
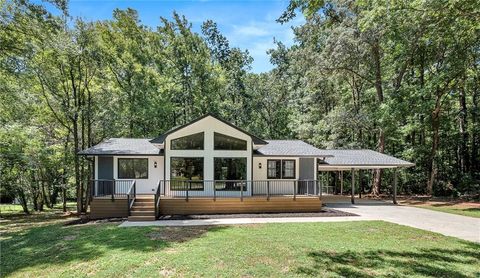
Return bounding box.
[128,195,156,221]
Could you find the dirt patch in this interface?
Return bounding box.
[159,267,176,276]
[63,235,77,241]
[63,217,125,226]
[147,226,221,242]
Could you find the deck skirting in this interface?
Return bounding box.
[159,197,322,215]
[90,198,128,219]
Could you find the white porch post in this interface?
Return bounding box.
[393,168,398,205]
[351,168,355,204]
[340,171,344,195]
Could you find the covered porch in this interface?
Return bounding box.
[89,179,328,219]
[317,150,415,204]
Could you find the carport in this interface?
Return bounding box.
[317,150,414,204]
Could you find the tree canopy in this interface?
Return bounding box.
[1,0,478,213]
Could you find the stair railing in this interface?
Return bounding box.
[154,180,161,219]
[127,180,136,216]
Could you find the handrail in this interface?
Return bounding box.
[161,179,329,201]
[127,180,136,195]
[127,180,136,216]
[154,180,161,219]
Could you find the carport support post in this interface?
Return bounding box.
[359,170,363,199]
[351,168,355,204]
[393,168,398,205]
[340,171,344,195]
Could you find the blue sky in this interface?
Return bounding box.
[42,0,305,73]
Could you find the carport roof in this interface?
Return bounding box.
[318,149,414,170]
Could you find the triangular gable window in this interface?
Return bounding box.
[171,132,204,150]
[214,132,247,150]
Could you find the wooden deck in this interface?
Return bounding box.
[158,196,322,215]
[90,195,322,218]
[90,197,128,219]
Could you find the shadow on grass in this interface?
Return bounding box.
[461,208,480,212]
[296,242,480,277]
[0,220,227,276]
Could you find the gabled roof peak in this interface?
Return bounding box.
[150,113,268,145]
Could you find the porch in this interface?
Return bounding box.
[89,179,326,220]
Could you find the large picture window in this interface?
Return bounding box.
[170,157,204,190]
[118,158,148,179]
[171,132,204,150]
[267,159,295,179]
[214,132,247,150]
[214,157,247,191]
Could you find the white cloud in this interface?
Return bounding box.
[233,24,269,37]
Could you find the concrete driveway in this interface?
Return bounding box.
[327,201,480,243]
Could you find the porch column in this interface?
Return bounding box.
[340,171,343,195]
[351,168,355,204]
[393,168,398,205]
[359,170,363,199]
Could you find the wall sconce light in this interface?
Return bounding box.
[258,162,262,169]
[154,161,157,168]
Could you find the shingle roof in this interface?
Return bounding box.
[321,149,414,166]
[78,138,161,155]
[255,140,333,157]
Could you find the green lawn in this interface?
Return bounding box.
[0,202,77,216]
[399,200,480,218]
[1,210,479,278]
[418,206,480,218]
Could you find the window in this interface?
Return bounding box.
[170,157,204,190]
[214,158,247,191]
[267,160,281,179]
[214,158,247,180]
[214,132,247,150]
[171,132,204,150]
[282,160,296,179]
[118,158,148,179]
[267,159,295,179]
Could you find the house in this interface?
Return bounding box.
[79,114,413,221]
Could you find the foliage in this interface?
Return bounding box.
[0,0,479,213]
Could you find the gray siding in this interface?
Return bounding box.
[299,157,315,180]
[98,156,113,179]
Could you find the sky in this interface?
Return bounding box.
[41,0,305,73]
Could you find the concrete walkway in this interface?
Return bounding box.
[120,201,480,243]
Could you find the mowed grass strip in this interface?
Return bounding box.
[2,216,479,278]
[400,200,480,218]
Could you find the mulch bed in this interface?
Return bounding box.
[158,208,357,220]
[63,216,125,226]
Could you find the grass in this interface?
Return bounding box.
[400,200,480,218]
[0,202,77,215]
[1,207,479,277]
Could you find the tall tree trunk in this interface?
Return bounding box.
[371,40,385,196]
[16,187,30,214]
[458,82,469,173]
[427,91,442,195]
[73,112,82,213]
[470,63,479,176]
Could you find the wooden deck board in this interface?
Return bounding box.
[90,198,128,219]
[90,195,322,218]
[159,197,322,215]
